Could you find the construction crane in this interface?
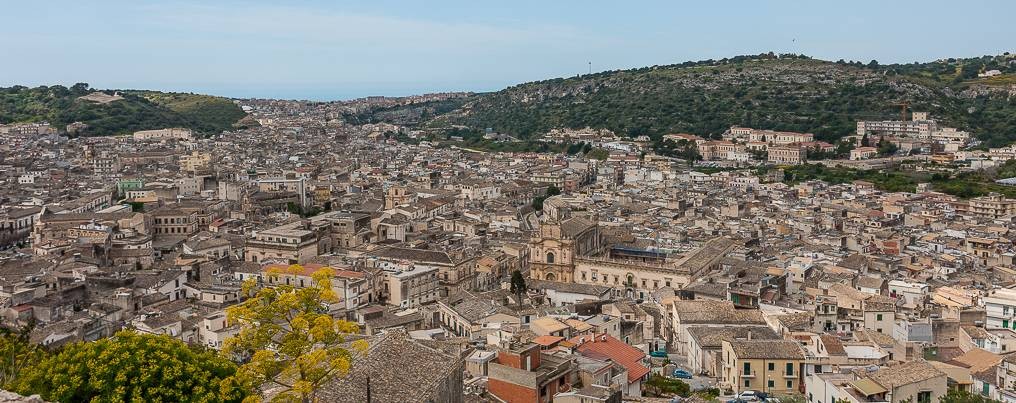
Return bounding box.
[890,101,910,121]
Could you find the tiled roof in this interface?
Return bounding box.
[568,334,649,383]
[865,360,945,389]
[687,326,780,348]
[317,328,461,403]
[372,247,454,265]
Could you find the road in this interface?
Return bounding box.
[666,353,716,391]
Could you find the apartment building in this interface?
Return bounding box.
[245,226,319,264]
[721,339,806,394]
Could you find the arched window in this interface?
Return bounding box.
[546,252,555,264]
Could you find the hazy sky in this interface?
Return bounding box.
[2,1,1014,100]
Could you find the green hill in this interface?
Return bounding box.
[0,83,250,136]
[397,53,1016,146]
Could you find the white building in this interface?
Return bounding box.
[984,288,1016,331]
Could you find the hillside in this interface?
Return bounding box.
[0,83,250,136]
[402,53,1016,146]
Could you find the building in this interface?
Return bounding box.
[529,215,603,283]
[317,328,465,403]
[133,128,193,141]
[382,263,440,308]
[245,226,319,264]
[488,342,575,403]
[850,147,878,160]
[768,145,804,165]
[568,334,650,397]
[721,339,806,394]
[984,287,1016,331]
[853,360,947,403]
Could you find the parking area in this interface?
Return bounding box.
[664,354,716,391]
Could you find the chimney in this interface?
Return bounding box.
[747,330,752,340]
[600,335,607,342]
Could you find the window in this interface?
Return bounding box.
[768,380,774,388]
[743,362,751,376]
[786,363,794,376]
[744,379,750,387]
[546,252,555,264]
[1005,320,1010,329]
[917,391,932,403]
[787,380,793,389]
[876,314,883,321]
[768,363,775,371]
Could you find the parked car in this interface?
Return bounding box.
[650,350,669,358]
[738,391,760,402]
[671,369,693,379]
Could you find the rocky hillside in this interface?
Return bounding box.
[420,53,1016,146]
[0,83,251,137]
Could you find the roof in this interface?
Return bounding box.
[948,348,1003,374]
[849,378,888,396]
[371,247,454,265]
[317,329,461,403]
[819,334,847,356]
[532,317,570,334]
[568,334,649,384]
[528,278,611,297]
[532,335,565,347]
[865,360,946,390]
[686,326,780,348]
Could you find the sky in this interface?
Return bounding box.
[2,1,1014,101]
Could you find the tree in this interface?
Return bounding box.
[877,136,898,156]
[224,265,367,403]
[586,147,609,160]
[9,330,242,402]
[939,389,995,403]
[644,374,690,397]
[509,270,528,307]
[0,325,43,387]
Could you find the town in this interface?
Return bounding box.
[3,87,1016,403]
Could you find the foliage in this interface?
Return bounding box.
[509,270,528,307]
[9,330,242,403]
[876,136,899,156]
[939,389,998,403]
[783,164,918,193]
[342,98,467,126]
[654,138,701,162]
[783,162,1016,199]
[644,373,690,397]
[585,147,610,160]
[0,326,43,387]
[224,265,367,403]
[373,53,1016,148]
[0,84,247,137]
[531,186,561,211]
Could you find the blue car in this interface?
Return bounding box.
[650,350,669,358]
[672,369,693,379]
